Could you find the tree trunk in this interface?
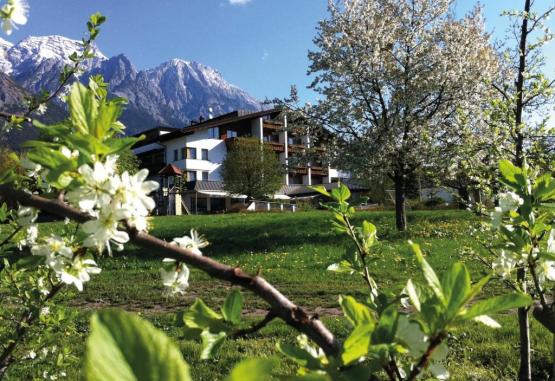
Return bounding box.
[394,171,407,231]
[518,267,532,381]
[514,2,532,379]
[458,186,470,209]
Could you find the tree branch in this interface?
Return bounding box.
[0,185,341,357]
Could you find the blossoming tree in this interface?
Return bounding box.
[290,0,498,231]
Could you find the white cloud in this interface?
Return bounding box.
[261,49,269,61]
[229,0,252,5]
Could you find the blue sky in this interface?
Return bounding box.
[8,0,555,104]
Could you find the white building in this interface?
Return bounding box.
[132,109,364,214]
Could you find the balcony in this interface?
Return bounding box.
[263,120,284,130]
[265,141,285,153]
[311,166,328,176]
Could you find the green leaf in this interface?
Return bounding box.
[372,304,398,344]
[84,309,191,381]
[441,263,471,319]
[276,343,322,370]
[339,295,374,327]
[200,331,227,360]
[327,260,355,274]
[361,221,377,250]
[341,322,373,365]
[222,289,243,325]
[183,299,227,333]
[464,293,532,320]
[308,185,331,198]
[68,82,99,135]
[463,274,492,305]
[409,241,445,305]
[534,174,555,202]
[498,159,523,189]
[405,279,421,312]
[226,358,276,381]
[330,184,351,203]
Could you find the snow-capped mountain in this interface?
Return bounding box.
[0,35,262,135]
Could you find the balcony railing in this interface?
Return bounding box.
[265,141,285,153]
[263,120,284,130]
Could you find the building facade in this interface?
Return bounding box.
[132,109,355,214]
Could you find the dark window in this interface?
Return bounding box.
[210,198,226,211]
[201,149,209,161]
[208,127,219,139]
[192,197,207,213]
[173,149,178,161]
[202,171,209,181]
[186,147,197,159]
[181,147,186,160]
[187,171,197,181]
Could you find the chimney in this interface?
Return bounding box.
[199,115,205,123]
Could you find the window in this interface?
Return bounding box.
[187,171,197,181]
[208,127,219,139]
[202,171,209,181]
[227,130,238,138]
[201,149,209,161]
[288,137,303,145]
[181,147,186,160]
[186,147,197,159]
[173,149,178,161]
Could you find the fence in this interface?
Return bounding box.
[247,201,296,212]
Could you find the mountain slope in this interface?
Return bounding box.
[0,71,67,148]
[0,35,262,135]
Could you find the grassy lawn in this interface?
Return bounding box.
[2,210,553,380]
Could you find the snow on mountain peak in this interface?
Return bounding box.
[0,34,262,134]
[6,35,106,76]
[0,37,13,50]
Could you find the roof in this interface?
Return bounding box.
[190,180,225,192]
[132,126,182,148]
[131,108,284,148]
[182,108,282,134]
[158,164,183,176]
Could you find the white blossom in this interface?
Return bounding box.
[58,256,101,291]
[81,206,130,254]
[16,205,38,226]
[1,0,28,35]
[473,315,501,328]
[159,258,190,295]
[17,224,37,249]
[536,260,555,285]
[498,191,524,213]
[112,169,159,215]
[490,207,504,230]
[20,157,42,178]
[492,250,518,278]
[66,156,117,213]
[547,229,555,254]
[171,229,209,255]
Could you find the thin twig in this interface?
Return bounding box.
[0,226,22,248]
[230,311,277,339]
